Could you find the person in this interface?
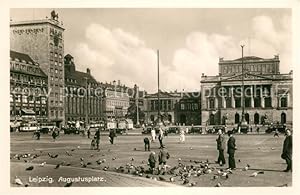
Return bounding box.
[179,127,185,143]
[158,127,164,148]
[274,129,279,137]
[281,129,292,172]
[227,131,237,170]
[216,129,226,166]
[144,137,150,151]
[151,128,156,142]
[109,129,116,144]
[90,138,96,150]
[158,147,170,174]
[94,128,101,149]
[148,151,156,174]
[256,127,260,134]
[33,130,40,140]
[87,128,91,139]
[52,129,58,141]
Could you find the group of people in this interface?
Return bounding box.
[215,129,293,172]
[90,128,117,150]
[148,148,170,174]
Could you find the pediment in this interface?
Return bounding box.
[221,73,273,82]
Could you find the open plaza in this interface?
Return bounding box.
[10,130,292,187]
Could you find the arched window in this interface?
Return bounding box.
[235,113,240,124]
[209,114,215,125]
[254,113,259,125]
[150,115,155,122]
[245,113,250,124]
[281,113,286,124]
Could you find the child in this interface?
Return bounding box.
[158,148,170,174]
[144,137,150,151]
[90,138,96,150]
[148,151,156,174]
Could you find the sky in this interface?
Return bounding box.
[10,8,292,93]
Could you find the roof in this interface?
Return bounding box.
[10,50,35,65]
[65,70,98,86]
[234,56,264,61]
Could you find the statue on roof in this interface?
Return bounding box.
[51,10,59,21]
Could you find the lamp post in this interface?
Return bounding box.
[157,50,162,127]
[84,77,89,128]
[240,45,247,133]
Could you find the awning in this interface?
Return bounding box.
[21,109,35,115]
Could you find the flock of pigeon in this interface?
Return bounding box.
[11,146,274,187]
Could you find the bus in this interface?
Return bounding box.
[19,121,39,132]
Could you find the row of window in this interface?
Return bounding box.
[150,100,173,111]
[106,99,129,107]
[10,94,47,104]
[10,73,46,85]
[222,64,275,74]
[180,103,199,111]
[10,109,47,116]
[65,97,102,115]
[50,67,63,75]
[50,110,64,117]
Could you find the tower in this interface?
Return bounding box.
[10,10,65,126]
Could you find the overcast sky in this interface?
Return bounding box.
[10,8,291,93]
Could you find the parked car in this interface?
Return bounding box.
[189,126,202,134]
[265,124,286,133]
[63,127,80,134]
[167,126,180,134]
[39,127,51,134]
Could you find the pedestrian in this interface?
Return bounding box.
[158,127,164,148]
[52,130,57,141]
[179,127,185,143]
[148,151,156,174]
[281,129,292,172]
[144,137,150,151]
[109,129,116,144]
[158,147,170,174]
[216,129,226,166]
[274,129,279,137]
[33,130,40,140]
[87,128,91,139]
[151,128,156,142]
[94,128,100,149]
[227,131,237,170]
[256,127,260,134]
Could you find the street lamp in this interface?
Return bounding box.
[240,45,248,132]
[84,77,89,128]
[157,50,162,127]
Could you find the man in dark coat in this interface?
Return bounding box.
[227,131,237,170]
[94,128,100,149]
[216,129,226,166]
[144,137,150,151]
[109,129,116,144]
[158,148,170,174]
[281,129,292,172]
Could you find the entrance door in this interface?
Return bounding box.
[281,113,286,124]
[254,113,259,125]
[235,113,240,124]
[180,114,187,125]
[245,113,250,124]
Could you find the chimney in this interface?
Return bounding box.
[86,68,91,75]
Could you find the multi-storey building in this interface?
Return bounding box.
[64,54,103,125]
[10,10,65,126]
[201,55,293,126]
[10,50,48,122]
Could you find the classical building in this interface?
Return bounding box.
[144,91,181,125]
[10,50,48,122]
[64,54,103,125]
[201,55,293,126]
[10,10,65,126]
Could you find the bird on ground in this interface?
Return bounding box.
[215,182,222,187]
[183,179,190,185]
[71,149,75,151]
[65,151,72,156]
[169,177,175,182]
[112,157,116,161]
[159,176,166,181]
[24,183,30,187]
[189,182,197,187]
[242,164,251,171]
[55,164,60,169]
[39,162,46,167]
[277,183,288,187]
[64,182,72,187]
[250,172,258,177]
[14,176,23,185]
[146,175,151,178]
[87,162,92,165]
[65,163,71,166]
[238,159,241,163]
[258,171,265,174]
[131,158,134,161]
[26,166,34,171]
[90,154,94,157]
[80,157,84,161]
[77,146,80,149]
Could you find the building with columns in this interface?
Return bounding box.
[201,55,293,126]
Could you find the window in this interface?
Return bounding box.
[209,98,215,109]
[180,103,185,110]
[235,98,241,108]
[55,69,58,74]
[265,97,272,108]
[280,97,288,107]
[54,61,58,66]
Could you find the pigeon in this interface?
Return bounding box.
[55,164,60,169]
[215,182,222,187]
[66,163,71,166]
[77,146,80,149]
[65,151,72,156]
[14,176,23,185]
[24,183,30,187]
[39,162,46,167]
[250,172,258,177]
[159,176,166,181]
[238,159,241,163]
[90,154,94,157]
[48,153,58,158]
[243,164,250,171]
[189,182,197,187]
[169,177,175,182]
[64,182,73,187]
[146,175,151,178]
[112,157,116,161]
[178,158,182,161]
[87,162,92,165]
[131,158,134,161]
[211,175,219,180]
[134,148,137,151]
[277,183,288,187]
[258,171,265,174]
[103,167,108,171]
[26,166,34,171]
[190,147,193,150]
[271,148,275,150]
[183,179,190,185]
[71,149,75,151]
[80,158,84,161]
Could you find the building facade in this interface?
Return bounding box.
[201,55,293,126]
[64,54,103,125]
[10,11,65,126]
[10,50,48,122]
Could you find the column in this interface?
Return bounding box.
[214,97,218,109]
[287,93,290,107]
[250,86,254,108]
[231,87,235,108]
[222,97,226,108]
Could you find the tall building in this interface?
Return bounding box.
[10,10,65,126]
[201,55,293,126]
[64,54,103,125]
[10,50,48,122]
